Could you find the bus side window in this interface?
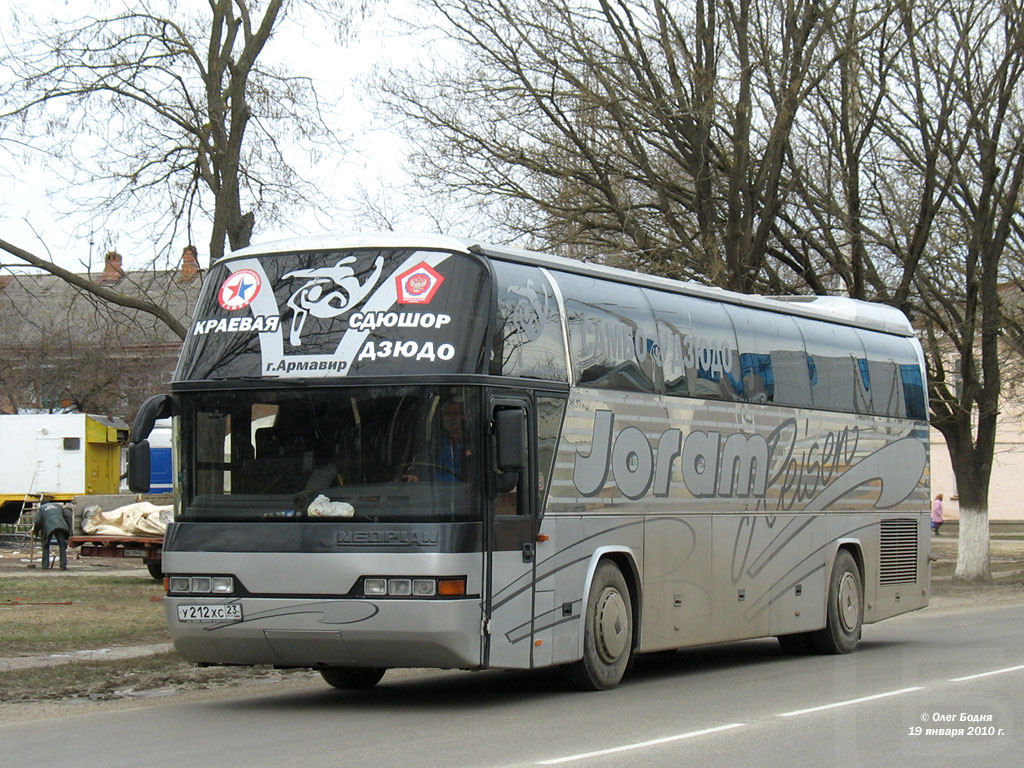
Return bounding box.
[801,320,870,414]
[647,291,740,401]
[557,274,660,393]
[858,328,923,418]
[495,481,520,516]
[490,261,568,381]
[727,305,812,408]
[535,396,566,511]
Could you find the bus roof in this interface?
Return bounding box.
[224,233,915,337]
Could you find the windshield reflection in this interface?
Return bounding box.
[179,386,481,523]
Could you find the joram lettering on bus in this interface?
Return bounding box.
[573,410,867,507]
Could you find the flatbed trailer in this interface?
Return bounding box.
[69,534,163,580]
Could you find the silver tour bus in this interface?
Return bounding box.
[129,233,930,690]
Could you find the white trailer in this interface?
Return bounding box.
[0,413,129,524]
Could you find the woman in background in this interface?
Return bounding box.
[931,493,944,535]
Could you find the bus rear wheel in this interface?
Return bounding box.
[565,560,633,691]
[319,667,386,689]
[811,549,863,654]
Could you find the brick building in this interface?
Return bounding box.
[0,247,202,422]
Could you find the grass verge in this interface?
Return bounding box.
[1,574,169,654]
[0,572,319,704]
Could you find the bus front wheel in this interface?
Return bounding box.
[319,667,386,689]
[566,560,633,691]
[812,549,863,654]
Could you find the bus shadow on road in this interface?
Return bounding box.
[629,638,789,680]
[218,637,845,712]
[211,633,918,714]
[221,666,574,713]
[628,635,909,684]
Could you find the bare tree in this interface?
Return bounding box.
[377,0,893,292]
[777,0,1024,581]
[905,1,1024,581]
[774,0,902,297]
[380,0,1024,581]
[0,0,370,288]
[795,0,1024,581]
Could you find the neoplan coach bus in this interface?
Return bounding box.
[128,233,930,691]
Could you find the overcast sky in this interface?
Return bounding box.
[0,0,426,274]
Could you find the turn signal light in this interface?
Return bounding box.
[438,579,466,596]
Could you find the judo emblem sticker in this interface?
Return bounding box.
[218,269,262,311]
[282,255,386,346]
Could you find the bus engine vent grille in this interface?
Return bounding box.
[879,518,919,585]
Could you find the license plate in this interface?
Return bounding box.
[124,548,147,557]
[177,603,242,623]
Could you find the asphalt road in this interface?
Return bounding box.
[5,602,1022,768]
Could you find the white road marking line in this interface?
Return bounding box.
[535,666,1022,766]
[949,663,1024,682]
[535,723,746,765]
[778,686,923,717]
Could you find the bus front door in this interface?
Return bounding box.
[485,393,538,669]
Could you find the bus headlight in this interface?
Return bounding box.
[167,575,235,595]
[412,579,436,596]
[361,576,465,598]
[388,578,412,596]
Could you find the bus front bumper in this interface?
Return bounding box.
[165,596,483,670]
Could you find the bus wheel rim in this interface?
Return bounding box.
[595,587,628,663]
[837,572,859,633]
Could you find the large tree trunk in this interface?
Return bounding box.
[949,442,994,583]
[953,505,992,582]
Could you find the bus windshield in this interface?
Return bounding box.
[177,386,481,523]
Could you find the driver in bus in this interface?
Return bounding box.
[403,398,472,482]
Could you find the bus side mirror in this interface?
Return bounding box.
[495,408,527,472]
[133,394,172,442]
[127,440,152,493]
